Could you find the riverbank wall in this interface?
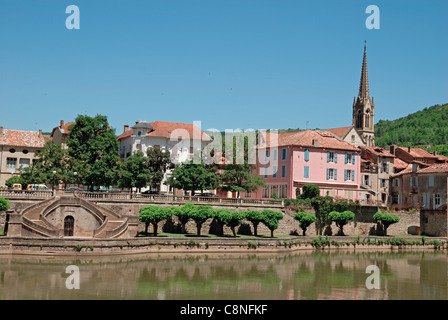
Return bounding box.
[0,235,446,256]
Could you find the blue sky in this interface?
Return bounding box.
[0,0,447,135]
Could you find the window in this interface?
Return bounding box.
[327,168,337,180]
[345,153,355,164]
[410,176,416,187]
[265,150,269,161]
[273,149,277,161]
[281,149,287,160]
[6,158,17,172]
[304,166,309,178]
[273,166,277,178]
[137,131,142,137]
[429,175,434,187]
[264,167,268,178]
[9,148,16,153]
[262,187,269,198]
[362,174,369,185]
[434,194,441,208]
[381,162,389,173]
[19,158,30,169]
[281,165,286,178]
[304,149,310,161]
[64,216,74,237]
[22,150,29,154]
[380,179,387,188]
[327,151,337,163]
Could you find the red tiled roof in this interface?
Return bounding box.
[0,129,46,148]
[394,157,409,170]
[397,146,438,159]
[418,163,448,174]
[359,145,395,158]
[261,130,360,152]
[322,126,352,139]
[118,121,211,141]
[61,122,75,134]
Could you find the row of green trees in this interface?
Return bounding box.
[15,114,265,195]
[294,210,400,236]
[138,203,284,237]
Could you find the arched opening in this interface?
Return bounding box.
[365,110,370,128]
[356,110,362,128]
[64,216,74,236]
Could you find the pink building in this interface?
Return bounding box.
[250,130,361,201]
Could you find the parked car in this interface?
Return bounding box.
[65,187,83,193]
[27,184,50,191]
[0,185,7,191]
[12,184,22,191]
[141,190,159,195]
[200,192,218,197]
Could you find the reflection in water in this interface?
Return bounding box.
[0,251,447,300]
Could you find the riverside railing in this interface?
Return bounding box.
[0,190,54,199]
[75,192,285,207]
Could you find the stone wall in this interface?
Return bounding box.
[4,199,421,237]
[420,209,447,237]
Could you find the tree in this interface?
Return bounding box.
[66,114,119,190]
[146,147,172,192]
[117,150,151,193]
[0,197,10,212]
[245,210,264,236]
[219,164,266,198]
[301,184,320,199]
[294,212,317,236]
[175,204,194,234]
[166,161,218,196]
[373,212,400,236]
[261,209,284,238]
[138,205,171,236]
[214,209,245,237]
[20,140,70,190]
[188,205,213,236]
[328,210,355,236]
[5,176,25,188]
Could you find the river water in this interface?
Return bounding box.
[0,250,446,300]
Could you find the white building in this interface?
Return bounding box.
[117,120,211,193]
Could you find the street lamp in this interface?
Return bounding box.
[172,177,176,200]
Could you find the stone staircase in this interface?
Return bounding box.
[19,195,129,238]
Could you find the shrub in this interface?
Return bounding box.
[301,184,320,199]
[294,212,317,236]
[0,197,10,212]
[328,210,355,236]
[373,212,400,236]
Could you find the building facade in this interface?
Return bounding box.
[117,120,211,193]
[0,127,48,185]
[251,130,361,201]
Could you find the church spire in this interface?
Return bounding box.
[358,40,369,100]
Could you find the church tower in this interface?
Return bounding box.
[352,42,375,146]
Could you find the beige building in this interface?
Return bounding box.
[0,126,48,185]
[358,146,395,206]
[50,120,75,149]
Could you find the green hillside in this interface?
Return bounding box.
[375,103,448,156]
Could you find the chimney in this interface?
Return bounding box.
[38,129,43,138]
[408,146,411,153]
[390,145,396,155]
[60,120,64,127]
[124,124,129,133]
[0,126,3,135]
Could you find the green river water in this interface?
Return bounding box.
[0,250,446,300]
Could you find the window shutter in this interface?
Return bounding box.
[351,170,355,181]
[334,169,337,180]
[335,152,338,163]
[304,149,310,161]
[327,151,330,163]
[344,169,347,181]
[345,153,348,164]
[326,168,329,180]
[352,153,355,165]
